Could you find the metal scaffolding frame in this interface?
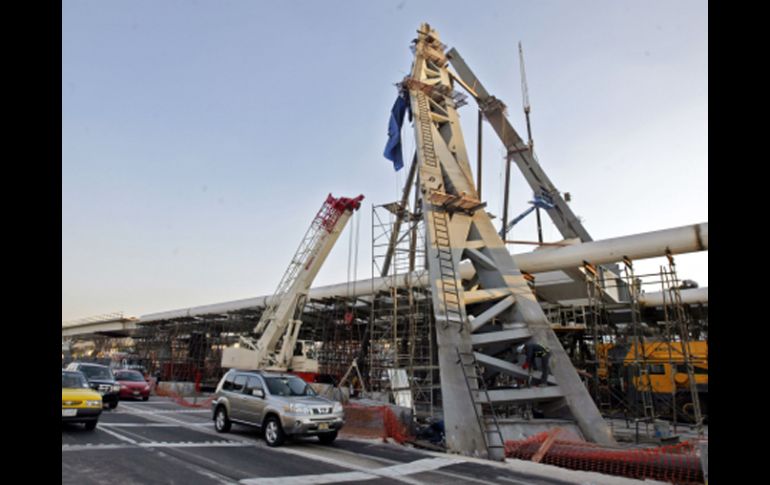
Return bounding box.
[369,201,437,419]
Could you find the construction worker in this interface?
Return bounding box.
[516,342,551,387]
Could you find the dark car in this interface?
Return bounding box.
[114,369,151,401]
[66,362,120,409]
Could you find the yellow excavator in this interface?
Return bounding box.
[595,340,707,421]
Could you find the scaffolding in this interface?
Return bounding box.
[659,252,706,436]
[63,232,706,437]
[584,262,613,413]
[369,201,437,420]
[307,296,368,381]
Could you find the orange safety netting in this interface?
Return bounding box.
[341,403,413,443]
[153,385,215,409]
[505,432,705,484]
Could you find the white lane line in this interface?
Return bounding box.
[241,471,373,485]
[118,409,211,414]
[63,440,250,451]
[118,404,211,427]
[496,476,536,485]
[263,445,424,484]
[100,422,214,428]
[239,457,465,485]
[302,443,494,485]
[377,457,460,477]
[141,441,251,448]
[118,402,455,485]
[62,444,134,451]
[100,423,180,427]
[121,400,180,404]
[97,425,139,444]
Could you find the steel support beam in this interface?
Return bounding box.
[446,48,591,243]
[134,222,708,325]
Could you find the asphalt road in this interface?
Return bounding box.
[61,397,610,485]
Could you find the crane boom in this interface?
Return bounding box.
[221,193,364,373]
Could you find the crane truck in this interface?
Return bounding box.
[221,194,364,381]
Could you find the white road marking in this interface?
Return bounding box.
[100,423,180,427]
[118,408,211,414]
[63,440,251,452]
[377,457,459,477]
[241,471,373,485]
[117,402,466,485]
[97,425,139,444]
[100,422,214,427]
[496,476,535,485]
[240,457,465,485]
[191,468,237,485]
[119,403,211,427]
[62,444,133,451]
[302,443,495,485]
[141,441,251,448]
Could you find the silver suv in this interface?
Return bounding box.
[211,369,344,446]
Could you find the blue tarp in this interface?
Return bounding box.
[383,92,411,171]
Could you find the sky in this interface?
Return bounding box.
[62,0,708,322]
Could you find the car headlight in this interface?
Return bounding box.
[112,384,121,392]
[144,385,150,391]
[285,403,310,415]
[333,402,343,413]
[86,400,102,407]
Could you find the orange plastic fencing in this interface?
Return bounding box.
[153,385,215,409]
[341,403,412,443]
[505,432,704,484]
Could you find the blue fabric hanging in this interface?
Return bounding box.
[383,92,410,171]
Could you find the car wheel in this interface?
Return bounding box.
[317,431,338,444]
[142,396,149,402]
[214,406,231,433]
[108,401,118,410]
[264,416,285,447]
[84,421,98,431]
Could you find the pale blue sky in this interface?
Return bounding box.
[62,0,708,320]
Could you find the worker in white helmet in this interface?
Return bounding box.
[516,341,551,387]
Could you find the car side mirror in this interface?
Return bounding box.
[251,389,264,398]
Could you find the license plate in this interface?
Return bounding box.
[318,423,329,431]
[62,409,77,417]
[133,391,140,395]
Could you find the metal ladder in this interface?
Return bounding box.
[431,210,464,330]
[415,90,463,330]
[623,257,656,421]
[664,252,704,435]
[583,262,612,412]
[416,91,438,169]
[456,348,506,460]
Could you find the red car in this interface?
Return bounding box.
[114,369,151,401]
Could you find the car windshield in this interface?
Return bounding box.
[62,372,89,389]
[264,377,316,397]
[79,365,114,380]
[115,371,145,382]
